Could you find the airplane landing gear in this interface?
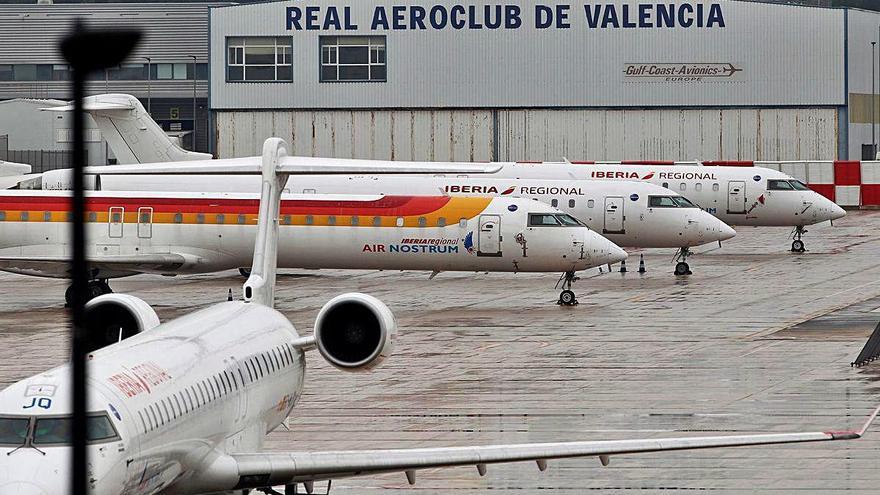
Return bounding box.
[791,226,806,253]
[556,271,579,306]
[673,247,692,276]
[65,279,112,307]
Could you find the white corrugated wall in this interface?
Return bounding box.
[215,107,838,162]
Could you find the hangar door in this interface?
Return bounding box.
[478,215,501,256]
[603,197,625,234]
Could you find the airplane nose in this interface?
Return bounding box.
[0,482,48,495]
[830,202,846,221]
[717,220,736,241]
[595,234,627,265]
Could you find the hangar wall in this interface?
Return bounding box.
[214,107,838,162]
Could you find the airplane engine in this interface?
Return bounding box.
[38,168,98,191]
[83,294,160,352]
[314,293,396,371]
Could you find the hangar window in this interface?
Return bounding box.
[227,36,293,82]
[320,36,386,82]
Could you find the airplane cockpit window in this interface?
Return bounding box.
[529,213,562,226]
[2,413,121,447]
[554,214,586,227]
[789,180,810,191]
[0,417,29,445]
[648,196,679,207]
[768,179,795,191]
[671,196,699,208]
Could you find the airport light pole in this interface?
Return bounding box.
[144,56,151,114]
[191,55,197,151]
[61,22,139,495]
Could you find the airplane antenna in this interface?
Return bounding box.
[242,138,291,308]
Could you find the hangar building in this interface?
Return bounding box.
[209,1,880,162]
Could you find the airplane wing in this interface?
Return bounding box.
[0,253,188,277]
[227,406,878,489]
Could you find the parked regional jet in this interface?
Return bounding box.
[483,162,847,253]
[0,191,622,306]
[48,94,841,254]
[1,138,874,495]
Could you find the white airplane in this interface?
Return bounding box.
[480,162,847,253]
[1,137,875,495]
[0,189,624,306]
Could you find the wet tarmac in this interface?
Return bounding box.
[1,212,879,493]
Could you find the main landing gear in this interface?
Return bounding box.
[65,279,112,307]
[790,226,807,253]
[673,247,693,276]
[556,270,579,306]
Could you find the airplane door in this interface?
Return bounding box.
[108,207,124,238]
[728,181,746,213]
[137,207,153,239]
[478,215,502,256]
[603,197,625,234]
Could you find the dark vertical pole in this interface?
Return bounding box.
[873,41,877,157]
[145,56,151,114]
[191,55,197,152]
[70,59,89,495]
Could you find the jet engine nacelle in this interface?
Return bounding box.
[39,168,97,191]
[314,293,396,371]
[84,294,160,352]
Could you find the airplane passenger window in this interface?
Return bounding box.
[173,213,182,224]
[238,214,246,225]
[587,200,595,208]
[0,212,5,221]
[649,196,679,207]
[43,211,51,221]
[662,182,669,188]
[768,179,794,191]
[214,214,224,224]
[20,211,28,221]
[713,183,719,191]
[397,217,405,227]
[351,215,359,226]
[328,216,336,225]
[418,216,427,227]
[569,199,575,208]
[196,213,205,224]
[695,183,702,191]
[438,217,447,227]
[88,212,96,222]
[551,199,558,207]
[529,213,562,226]
[790,180,810,191]
[306,215,314,225]
[459,218,467,228]
[373,216,382,226]
[283,215,292,225]
[680,183,686,191]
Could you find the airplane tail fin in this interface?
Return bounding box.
[242,138,288,308]
[42,93,212,165]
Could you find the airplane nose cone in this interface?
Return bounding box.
[718,220,737,241]
[594,234,627,265]
[0,482,48,495]
[830,202,846,221]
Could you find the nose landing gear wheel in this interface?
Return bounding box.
[558,289,578,306]
[791,239,805,253]
[674,262,691,276]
